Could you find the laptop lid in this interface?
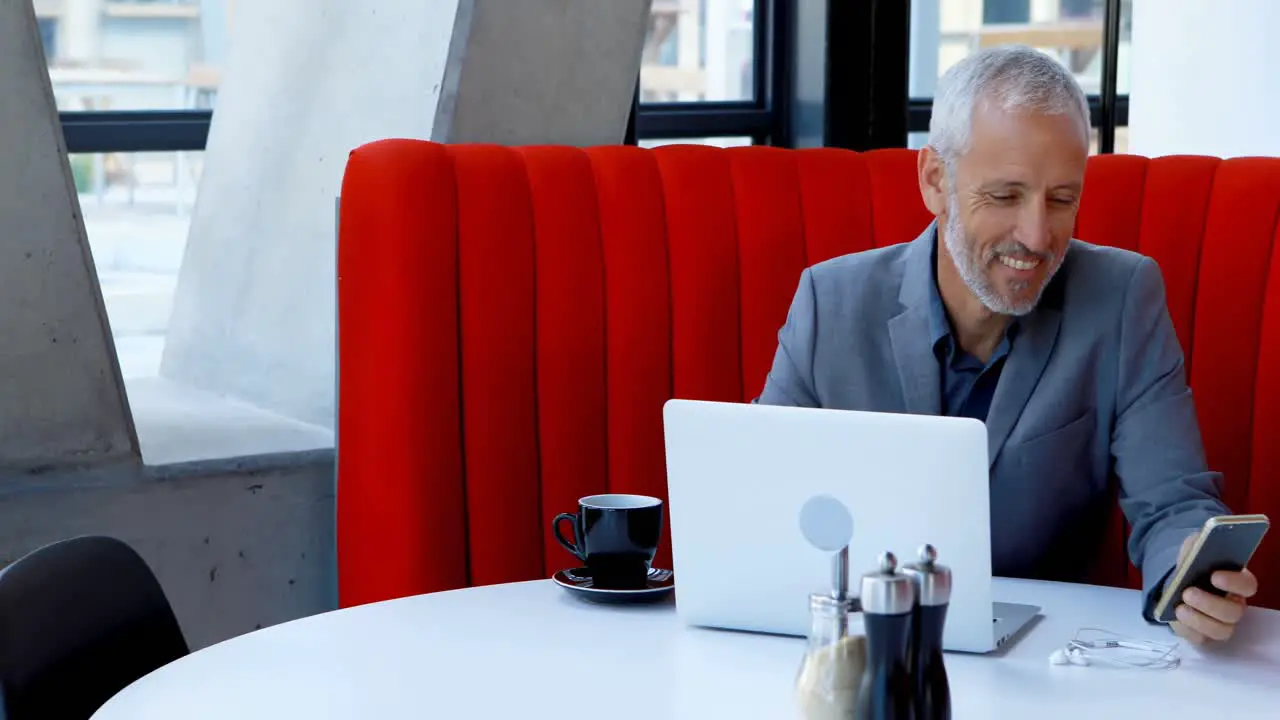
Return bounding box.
[662,399,998,653]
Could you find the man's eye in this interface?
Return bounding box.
[989,193,1017,202]
[1050,196,1077,206]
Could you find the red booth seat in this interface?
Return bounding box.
[337,141,1280,611]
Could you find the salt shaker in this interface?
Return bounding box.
[857,551,916,720]
[902,545,952,720]
[795,547,866,720]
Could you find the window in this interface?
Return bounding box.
[1115,0,1132,95]
[44,0,226,112]
[914,126,1131,155]
[633,0,780,146]
[1089,126,1129,155]
[640,0,757,103]
[45,2,226,375]
[41,0,309,465]
[40,1,229,376]
[43,0,781,462]
[908,0,1130,154]
[919,0,1105,95]
[71,150,201,379]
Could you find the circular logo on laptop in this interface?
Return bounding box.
[799,494,854,552]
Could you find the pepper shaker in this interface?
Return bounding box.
[857,551,916,720]
[902,544,951,720]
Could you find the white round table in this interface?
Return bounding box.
[93,578,1280,719]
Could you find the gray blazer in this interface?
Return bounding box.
[757,222,1230,613]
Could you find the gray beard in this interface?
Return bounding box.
[941,195,1062,317]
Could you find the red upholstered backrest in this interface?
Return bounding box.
[1075,155,1280,605]
[337,141,1280,610]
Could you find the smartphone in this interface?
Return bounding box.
[1153,514,1270,623]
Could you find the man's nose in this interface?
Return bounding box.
[1016,199,1053,253]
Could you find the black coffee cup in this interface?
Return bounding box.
[553,494,663,590]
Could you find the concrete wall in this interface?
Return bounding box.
[435,0,651,145]
[1128,0,1280,158]
[159,0,461,428]
[162,0,652,428]
[0,0,138,469]
[0,453,336,651]
[0,0,653,652]
[0,0,333,652]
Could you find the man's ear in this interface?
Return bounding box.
[918,145,948,216]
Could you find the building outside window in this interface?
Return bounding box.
[640,0,755,103]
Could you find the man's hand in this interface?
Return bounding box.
[1168,533,1259,644]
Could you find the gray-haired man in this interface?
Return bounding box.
[756,45,1259,644]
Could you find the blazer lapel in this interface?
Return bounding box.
[889,308,941,415]
[984,303,1062,468]
[889,223,942,416]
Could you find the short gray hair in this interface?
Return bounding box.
[927,45,1090,169]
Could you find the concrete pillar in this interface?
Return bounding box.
[1127,0,1280,158]
[159,0,459,429]
[0,0,139,467]
[437,0,651,142]
[162,0,652,427]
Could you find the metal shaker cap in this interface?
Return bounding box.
[809,591,856,614]
[901,544,952,607]
[859,551,916,615]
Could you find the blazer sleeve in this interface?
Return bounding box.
[754,268,821,407]
[1110,256,1230,622]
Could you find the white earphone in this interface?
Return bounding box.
[1047,628,1181,670]
[1048,647,1085,666]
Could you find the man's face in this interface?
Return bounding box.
[933,102,1088,316]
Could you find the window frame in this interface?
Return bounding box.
[630,0,791,146]
[56,0,1128,156]
[62,1,791,152]
[61,110,211,154]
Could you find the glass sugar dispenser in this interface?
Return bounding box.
[795,546,867,720]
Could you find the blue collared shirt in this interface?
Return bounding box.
[926,246,1018,421]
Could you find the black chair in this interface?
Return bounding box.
[0,536,189,720]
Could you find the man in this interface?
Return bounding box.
[756,45,1260,644]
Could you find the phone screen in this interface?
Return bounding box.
[1154,517,1269,623]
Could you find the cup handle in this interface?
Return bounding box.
[553,513,586,564]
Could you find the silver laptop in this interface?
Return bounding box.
[661,399,1039,654]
